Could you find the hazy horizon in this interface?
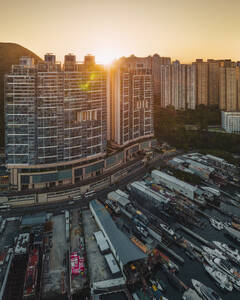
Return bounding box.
[1,0,240,64]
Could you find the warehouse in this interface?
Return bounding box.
[130,181,170,209]
[186,159,215,180]
[151,169,197,200]
[206,154,235,169]
[89,200,147,274]
[107,190,130,209]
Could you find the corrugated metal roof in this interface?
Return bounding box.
[183,168,195,174]
[186,159,214,173]
[131,181,169,204]
[152,170,196,192]
[172,157,184,164]
[206,154,224,163]
[115,189,129,199]
[107,191,130,207]
[90,200,147,265]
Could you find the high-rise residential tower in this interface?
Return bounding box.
[196,59,208,106]
[186,64,197,109]
[208,60,219,107]
[219,66,240,111]
[160,64,171,108]
[109,56,154,146]
[171,60,186,110]
[5,55,107,189]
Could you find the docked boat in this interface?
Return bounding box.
[235,193,240,200]
[149,279,165,292]
[213,258,240,290]
[202,252,215,266]
[201,186,221,197]
[204,265,233,291]
[159,223,175,236]
[182,288,202,300]
[202,246,227,260]
[209,218,224,231]
[158,279,167,292]
[213,241,240,264]
[225,226,240,243]
[223,221,232,227]
[213,258,235,276]
[192,279,222,300]
[158,251,179,272]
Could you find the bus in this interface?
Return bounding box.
[84,190,96,199]
[73,195,82,201]
[0,204,11,211]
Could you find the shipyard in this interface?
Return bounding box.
[0,148,240,300]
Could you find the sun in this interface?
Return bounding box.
[96,50,118,65]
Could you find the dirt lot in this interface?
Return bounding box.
[82,210,112,284]
[42,214,67,297]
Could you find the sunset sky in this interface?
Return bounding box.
[1,0,240,64]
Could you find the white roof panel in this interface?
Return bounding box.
[107,191,130,207]
[206,154,224,163]
[105,253,121,274]
[94,231,109,252]
[172,157,184,164]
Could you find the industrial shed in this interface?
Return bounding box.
[89,200,147,272]
[151,169,197,200]
[130,181,170,209]
[107,191,130,208]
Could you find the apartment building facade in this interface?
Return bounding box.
[5,55,108,189]
[109,56,154,146]
[208,60,219,106]
[186,64,197,109]
[196,59,208,106]
[171,61,186,110]
[160,64,171,108]
[219,66,240,111]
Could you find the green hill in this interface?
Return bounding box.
[0,42,42,147]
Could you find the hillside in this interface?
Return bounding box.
[0,42,42,147]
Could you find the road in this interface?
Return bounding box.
[2,151,179,218]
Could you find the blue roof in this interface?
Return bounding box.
[21,212,46,226]
[90,200,147,265]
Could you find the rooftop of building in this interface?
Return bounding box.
[90,200,147,266]
[107,191,130,208]
[185,159,215,173]
[21,212,47,226]
[9,54,106,75]
[130,181,170,204]
[152,169,197,192]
